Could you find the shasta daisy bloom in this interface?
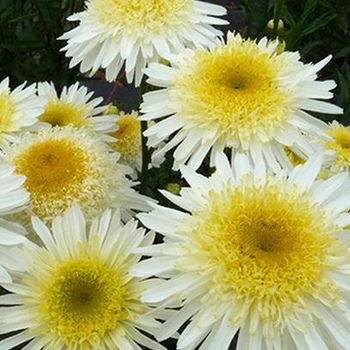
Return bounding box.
[141,31,342,171]
[37,81,117,140]
[0,77,45,145]
[1,126,148,225]
[132,153,350,350]
[108,110,142,174]
[59,0,228,86]
[0,206,166,350]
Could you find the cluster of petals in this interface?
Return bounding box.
[131,153,350,350]
[141,32,342,171]
[59,0,228,86]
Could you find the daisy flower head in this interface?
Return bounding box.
[1,125,148,226]
[132,153,350,350]
[141,31,343,171]
[37,81,117,140]
[108,110,142,174]
[0,77,45,145]
[0,206,166,350]
[59,0,228,86]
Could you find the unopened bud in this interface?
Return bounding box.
[267,19,284,32]
[166,182,180,195]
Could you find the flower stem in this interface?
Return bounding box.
[272,0,284,38]
[138,82,149,195]
[140,120,149,194]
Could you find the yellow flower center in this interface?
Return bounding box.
[0,92,16,134]
[90,0,192,37]
[10,128,118,221]
[171,37,293,146]
[109,114,141,165]
[324,124,350,171]
[40,258,127,346]
[16,139,87,195]
[113,116,140,139]
[283,146,305,167]
[38,100,89,128]
[186,179,343,332]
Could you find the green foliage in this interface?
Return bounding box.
[0,0,84,89]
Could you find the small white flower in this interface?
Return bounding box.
[37,81,117,141]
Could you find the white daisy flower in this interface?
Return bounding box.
[141,31,343,171]
[0,77,45,145]
[132,153,350,350]
[59,0,228,86]
[1,126,149,226]
[0,206,166,350]
[37,81,117,141]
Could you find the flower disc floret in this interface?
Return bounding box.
[2,126,142,224]
[41,257,127,345]
[195,179,340,329]
[108,111,142,172]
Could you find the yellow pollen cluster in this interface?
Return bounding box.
[171,38,293,146]
[187,180,342,331]
[16,139,87,195]
[40,258,127,346]
[324,124,350,171]
[10,128,119,222]
[0,92,16,135]
[109,113,141,166]
[283,146,305,167]
[38,100,89,128]
[90,0,192,36]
